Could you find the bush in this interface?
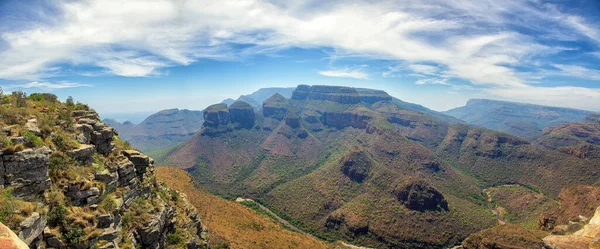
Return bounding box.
[66,96,74,107]
[166,230,184,245]
[28,93,58,102]
[52,132,78,151]
[48,204,68,227]
[12,91,27,108]
[100,195,117,213]
[23,131,44,147]
[64,226,84,246]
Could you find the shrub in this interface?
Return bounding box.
[100,195,117,213]
[170,189,179,202]
[52,132,78,151]
[23,131,44,147]
[12,91,27,108]
[66,96,74,107]
[48,204,68,227]
[64,226,84,246]
[28,93,58,102]
[166,230,184,245]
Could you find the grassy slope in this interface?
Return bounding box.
[485,185,558,229]
[155,167,327,249]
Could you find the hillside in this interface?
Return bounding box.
[156,167,327,249]
[535,113,600,159]
[164,85,600,248]
[443,99,592,138]
[104,108,204,156]
[0,92,208,248]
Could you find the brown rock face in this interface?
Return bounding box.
[229,101,255,129]
[322,112,371,129]
[394,180,449,212]
[203,103,230,127]
[284,109,300,129]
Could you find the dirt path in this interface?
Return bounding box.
[235,198,373,249]
[482,189,508,225]
[235,198,314,237]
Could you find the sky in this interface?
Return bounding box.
[0,0,600,120]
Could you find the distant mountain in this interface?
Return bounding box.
[443,99,592,138]
[393,97,463,124]
[104,108,204,154]
[222,87,295,110]
[165,85,600,248]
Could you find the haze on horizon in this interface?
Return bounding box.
[0,0,600,118]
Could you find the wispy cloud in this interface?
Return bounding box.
[319,67,369,80]
[6,81,92,91]
[552,64,600,81]
[0,0,598,102]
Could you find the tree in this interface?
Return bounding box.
[66,96,74,107]
[0,87,3,99]
[12,91,27,107]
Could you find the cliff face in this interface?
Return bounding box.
[291,85,391,104]
[202,101,255,135]
[0,95,208,249]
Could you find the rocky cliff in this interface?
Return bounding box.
[291,85,391,104]
[202,101,255,135]
[0,93,208,249]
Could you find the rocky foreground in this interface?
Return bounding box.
[0,93,208,249]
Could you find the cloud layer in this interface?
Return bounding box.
[0,0,599,109]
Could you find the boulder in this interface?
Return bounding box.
[18,212,46,247]
[203,103,230,127]
[117,159,137,187]
[123,150,153,179]
[67,144,96,164]
[137,206,176,249]
[2,147,51,198]
[229,101,255,129]
[95,170,118,193]
[394,180,449,212]
[24,118,41,136]
[44,227,66,249]
[97,214,114,229]
[75,124,94,144]
[91,127,115,156]
[0,222,28,249]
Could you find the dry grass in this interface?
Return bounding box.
[156,167,327,249]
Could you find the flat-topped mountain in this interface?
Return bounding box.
[443,99,592,138]
[104,108,204,154]
[222,87,295,110]
[165,84,600,248]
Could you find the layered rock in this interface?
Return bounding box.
[18,212,46,247]
[291,85,392,104]
[229,101,255,129]
[322,111,371,129]
[203,103,230,127]
[284,109,300,129]
[1,147,51,198]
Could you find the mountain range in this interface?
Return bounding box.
[444,99,593,139]
[159,84,600,248]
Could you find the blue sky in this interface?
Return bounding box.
[1,0,600,120]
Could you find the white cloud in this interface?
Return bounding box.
[0,0,597,91]
[552,64,600,81]
[319,67,369,80]
[6,81,92,90]
[415,78,448,85]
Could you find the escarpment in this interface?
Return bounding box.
[0,95,208,249]
[202,101,255,135]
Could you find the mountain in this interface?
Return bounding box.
[535,113,600,159]
[165,84,600,248]
[443,99,592,139]
[104,108,204,155]
[0,93,208,248]
[392,97,463,124]
[221,87,295,111]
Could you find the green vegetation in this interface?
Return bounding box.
[23,131,44,147]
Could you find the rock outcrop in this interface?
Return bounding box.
[340,149,372,183]
[394,180,449,212]
[0,102,208,249]
[322,111,372,129]
[291,85,392,104]
[229,101,255,129]
[203,103,230,127]
[0,223,28,249]
[263,93,288,120]
[543,206,600,249]
[284,109,300,129]
[2,147,51,198]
